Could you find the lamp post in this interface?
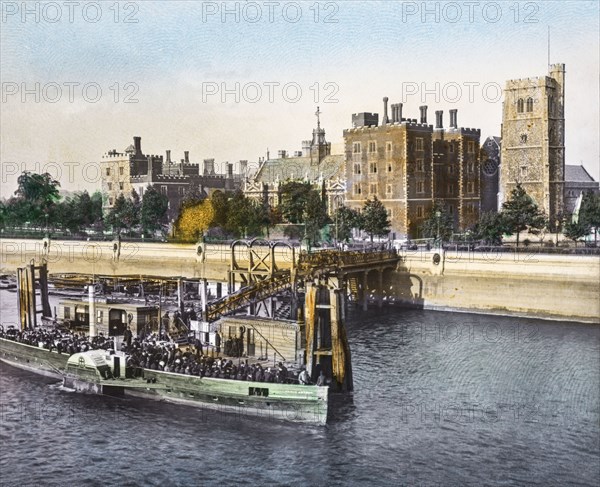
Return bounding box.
[435,210,441,248]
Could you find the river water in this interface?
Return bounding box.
[0,288,598,486]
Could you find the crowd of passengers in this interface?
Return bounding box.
[0,327,117,355]
[0,327,322,386]
[125,336,295,382]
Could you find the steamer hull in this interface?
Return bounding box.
[0,338,329,425]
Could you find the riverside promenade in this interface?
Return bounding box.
[1,238,598,323]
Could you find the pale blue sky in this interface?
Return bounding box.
[1,0,598,193]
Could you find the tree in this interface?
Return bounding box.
[141,185,169,236]
[564,220,588,244]
[304,190,330,245]
[210,190,229,229]
[578,190,600,244]
[471,211,508,245]
[105,193,139,235]
[419,202,453,244]
[361,196,391,243]
[502,184,546,247]
[14,171,61,226]
[332,206,361,243]
[174,199,215,242]
[279,181,313,224]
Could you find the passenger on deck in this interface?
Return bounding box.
[298,367,310,385]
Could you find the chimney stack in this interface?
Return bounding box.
[435,110,443,129]
[184,151,189,164]
[419,105,428,124]
[133,136,142,157]
[227,163,233,178]
[166,150,172,164]
[239,160,248,176]
[449,109,458,128]
[382,97,389,124]
[396,103,403,122]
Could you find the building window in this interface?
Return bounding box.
[448,165,454,174]
[369,183,377,195]
[369,162,377,174]
[178,187,184,196]
[387,208,393,218]
[354,184,361,196]
[449,205,454,214]
[119,166,124,176]
[417,206,424,218]
[526,97,534,112]
[386,142,392,153]
[368,141,377,153]
[354,163,362,175]
[107,183,112,190]
[161,185,167,195]
[119,182,124,190]
[97,310,103,324]
[467,204,475,214]
[352,142,361,154]
[386,184,392,195]
[416,159,424,172]
[387,163,393,173]
[448,184,454,195]
[468,141,475,154]
[468,162,474,173]
[520,166,528,178]
[449,144,454,153]
[416,138,424,151]
[109,197,114,205]
[106,168,111,176]
[417,181,424,193]
[467,182,474,193]
[64,307,71,319]
[517,98,524,113]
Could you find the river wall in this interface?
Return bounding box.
[1,238,598,323]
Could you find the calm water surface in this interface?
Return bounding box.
[0,289,598,486]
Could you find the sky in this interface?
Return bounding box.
[1,0,599,196]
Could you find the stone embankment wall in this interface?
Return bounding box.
[381,249,599,323]
[1,239,598,323]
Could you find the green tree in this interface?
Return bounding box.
[564,220,589,244]
[141,185,169,236]
[304,190,330,245]
[578,190,600,244]
[361,196,391,243]
[105,193,140,235]
[14,171,61,226]
[279,181,313,224]
[332,206,361,243]
[471,211,508,245]
[502,184,546,247]
[210,190,229,229]
[419,202,453,244]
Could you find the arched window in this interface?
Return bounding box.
[548,96,554,114]
[526,97,534,112]
[517,98,524,113]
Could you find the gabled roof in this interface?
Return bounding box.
[252,154,344,184]
[565,165,596,183]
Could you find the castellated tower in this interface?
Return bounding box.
[500,64,565,221]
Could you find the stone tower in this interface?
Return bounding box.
[499,64,565,221]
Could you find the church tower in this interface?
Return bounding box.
[499,64,565,220]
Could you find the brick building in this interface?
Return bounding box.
[343,98,481,239]
[101,137,244,220]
